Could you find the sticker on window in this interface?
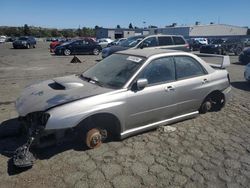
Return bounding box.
[127,56,142,63]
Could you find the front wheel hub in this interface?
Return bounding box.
[86,129,102,149]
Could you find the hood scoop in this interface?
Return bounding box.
[49,82,65,90]
[52,76,85,90]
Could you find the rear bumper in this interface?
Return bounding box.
[222,86,231,104]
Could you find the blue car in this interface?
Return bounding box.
[13,36,36,49]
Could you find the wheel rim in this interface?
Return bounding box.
[64,49,71,56]
[27,44,30,49]
[86,128,102,149]
[93,49,99,55]
[236,48,241,55]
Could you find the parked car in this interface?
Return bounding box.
[0,35,7,43]
[97,38,113,48]
[239,47,250,64]
[102,35,190,58]
[107,38,127,47]
[200,39,226,54]
[243,38,250,46]
[187,38,205,51]
[13,36,36,49]
[200,38,246,55]
[14,48,231,167]
[49,38,68,53]
[193,38,208,45]
[6,36,18,42]
[244,63,250,82]
[54,39,102,55]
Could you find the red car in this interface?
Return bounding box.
[49,39,66,53]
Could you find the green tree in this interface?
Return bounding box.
[116,25,121,29]
[129,23,133,29]
[23,24,30,35]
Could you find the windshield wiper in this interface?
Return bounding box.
[80,75,104,87]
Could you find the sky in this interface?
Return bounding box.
[1,0,250,29]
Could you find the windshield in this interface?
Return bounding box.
[120,36,145,47]
[19,37,28,41]
[82,54,145,89]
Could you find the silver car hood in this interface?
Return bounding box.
[16,75,113,116]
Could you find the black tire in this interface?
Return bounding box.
[64,49,71,56]
[33,44,36,48]
[235,47,242,56]
[199,92,225,114]
[93,48,100,55]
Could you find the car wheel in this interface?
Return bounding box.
[199,100,212,114]
[33,44,36,48]
[199,92,225,114]
[93,48,100,55]
[235,47,242,56]
[64,49,71,56]
[86,128,103,149]
[27,44,30,49]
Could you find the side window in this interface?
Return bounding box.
[158,36,173,46]
[139,57,175,85]
[173,36,185,45]
[74,41,83,46]
[175,56,206,79]
[83,40,89,45]
[142,37,158,47]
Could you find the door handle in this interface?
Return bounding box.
[202,79,209,84]
[165,86,175,92]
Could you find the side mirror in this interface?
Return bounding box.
[136,78,148,90]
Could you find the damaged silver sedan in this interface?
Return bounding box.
[14,49,231,167]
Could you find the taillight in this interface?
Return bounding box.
[185,44,189,49]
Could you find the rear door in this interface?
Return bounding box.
[83,39,94,53]
[71,40,84,54]
[158,36,174,49]
[172,55,211,115]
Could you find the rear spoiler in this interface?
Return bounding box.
[193,53,230,69]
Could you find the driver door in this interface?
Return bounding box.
[125,56,177,131]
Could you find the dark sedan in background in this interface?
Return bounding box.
[13,36,36,49]
[200,38,248,55]
[200,39,225,54]
[239,47,250,64]
[54,39,102,56]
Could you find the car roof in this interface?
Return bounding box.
[116,48,180,58]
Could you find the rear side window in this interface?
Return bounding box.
[175,56,206,79]
[173,36,185,45]
[158,36,173,46]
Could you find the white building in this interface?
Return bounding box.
[150,24,248,38]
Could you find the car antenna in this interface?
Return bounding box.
[70,55,82,63]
